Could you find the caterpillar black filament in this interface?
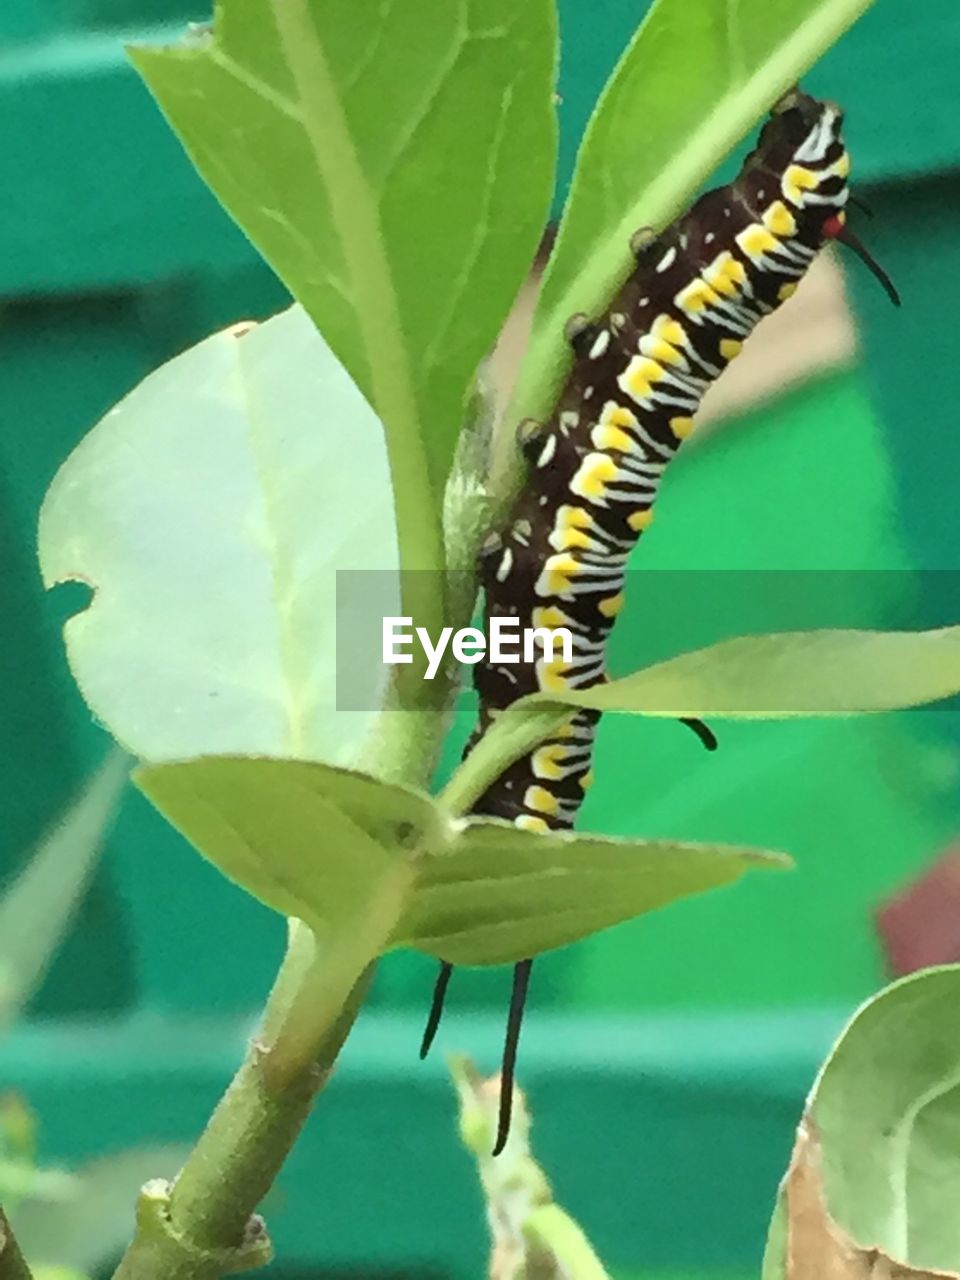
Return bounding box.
[422,90,898,1153]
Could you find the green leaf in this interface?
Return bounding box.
[135,756,781,968]
[502,0,876,486]
[0,751,127,1035]
[134,756,445,940]
[571,627,960,717]
[443,628,960,814]
[39,305,398,769]
[0,1161,75,1208]
[392,819,787,965]
[12,1146,190,1272]
[130,0,558,581]
[763,966,960,1278]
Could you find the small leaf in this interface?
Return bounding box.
[39,306,398,768]
[0,752,127,1034]
[12,1145,190,1271]
[131,0,558,549]
[505,0,877,473]
[135,756,445,940]
[570,627,960,717]
[0,1161,76,1208]
[764,966,960,1278]
[444,628,960,813]
[393,820,788,965]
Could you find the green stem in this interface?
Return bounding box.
[439,700,568,816]
[111,920,386,1279]
[268,0,449,639]
[0,1209,32,1280]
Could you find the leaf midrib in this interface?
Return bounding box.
[268,0,447,628]
[501,0,875,484]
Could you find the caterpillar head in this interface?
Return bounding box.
[747,90,850,242]
[771,91,850,237]
[770,91,899,304]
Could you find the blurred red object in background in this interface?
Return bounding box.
[876,848,960,975]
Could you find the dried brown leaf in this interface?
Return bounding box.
[786,1120,959,1280]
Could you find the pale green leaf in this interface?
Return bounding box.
[134,756,445,941]
[0,751,127,1034]
[503,0,876,484]
[392,819,788,965]
[130,0,558,579]
[39,305,398,769]
[135,756,780,967]
[13,1145,189,1271]
[443,628,960,814]
[0,1162,76,1207]
[763,966,960,1277]
[569,627,960,717]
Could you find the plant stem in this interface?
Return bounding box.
[0,1209,32,1280]
[111,924,383,1279]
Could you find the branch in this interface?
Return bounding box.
[111,931,377,1279]
[0,1209,33,1280]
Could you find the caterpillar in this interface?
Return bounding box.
[421,89,898,1153]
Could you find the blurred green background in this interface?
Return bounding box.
[1,0,959,1275]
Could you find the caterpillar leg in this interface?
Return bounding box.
[419,961,454,1060]
[679,717,719,752]
[493,957,534,1156]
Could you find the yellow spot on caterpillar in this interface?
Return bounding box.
[600,402,640,429]
[515,814,549,833]
[556,505,591,530]
[539,658,573,693]
[550,524,590,551]
[702,252,746,298]
[736,224,779,261]
[670,416,695,439]
[836,210,847,227]
[783,163,818,204]
[619,356,665,403]
[579,770,595,792]
[777,282,798,302]
[675,278,721,314]
[639,327,685,365]
[549,506,595,551]
[598,592,624,618]
[532,743,566,780]
[652,315,687,347]
[570,453,617,501]
[628,508,655,532]
[524,786,560,816]
[594,403,642,450]
[532,604,570,630]
[834,151,851,179]
[539,553,580,595]
[592,423,634,453]
[719,339,743,361]
[763,201,797,237]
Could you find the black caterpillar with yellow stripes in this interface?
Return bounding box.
[422,89,898,1153]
